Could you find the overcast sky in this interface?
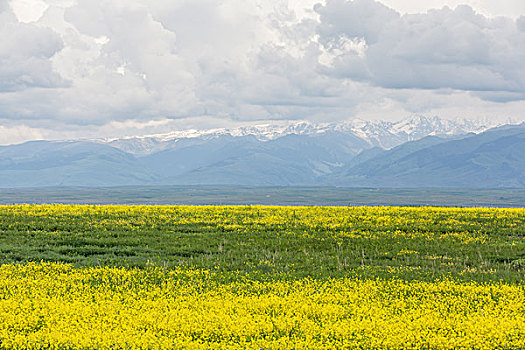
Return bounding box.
[1,0,525,144]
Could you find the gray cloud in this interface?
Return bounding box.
[0,0,9,13]
[315,0,399,45]
[315,0,525,95]
[0,3,66,92]
[517,16,525,32]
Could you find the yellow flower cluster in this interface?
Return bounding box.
[2,204,523,243]
[1,263,524,349]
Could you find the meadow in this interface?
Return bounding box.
[0,205,524,349]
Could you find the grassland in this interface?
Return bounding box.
[1,205,524,281]
[0,204,524,349]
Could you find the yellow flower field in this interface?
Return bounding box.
[0,262,524,349]
[1,204,524,348]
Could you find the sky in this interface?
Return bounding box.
[1,0,525,144]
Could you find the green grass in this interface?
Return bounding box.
[0,205,524,283]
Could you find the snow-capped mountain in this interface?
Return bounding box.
[341,116,492,149]
[0,119,522,188]
[101,116,494,155]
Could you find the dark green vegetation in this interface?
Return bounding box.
[0,205,524,283]
[0,186,524,207]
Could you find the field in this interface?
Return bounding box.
[0,205,524,349]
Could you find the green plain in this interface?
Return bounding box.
[0,205,523,284]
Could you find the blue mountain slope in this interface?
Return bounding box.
[0,141,155,187]
[147,131,370,185]
[138,135,261,178]
[331,124,525,187]
[0,124,523,188]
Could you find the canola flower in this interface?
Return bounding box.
[2,204,523,243]
[1,205,524,348]
[1,262,524,349]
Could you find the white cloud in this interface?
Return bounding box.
[315,1,525,95]
[0,123,46,144]
[379,0,525,19]
[0,0,524,143]
[9,0,48,22]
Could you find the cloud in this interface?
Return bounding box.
[0,2,66,92]
[518,16,525,32]
[0,123,46,145]
[315,0,399,45]
[0,0,525,142]
[40,0,197,124]
[314,0,525,95]
[0,0,8,12]
[380,0,525,19]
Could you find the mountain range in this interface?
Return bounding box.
[102,116,491,154]
[0,116,523,188]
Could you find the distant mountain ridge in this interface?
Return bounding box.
[101,116,493,155]
[0,117,522,188]
[334,124,525,188]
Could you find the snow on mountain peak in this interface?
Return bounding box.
[102,116,497,155]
